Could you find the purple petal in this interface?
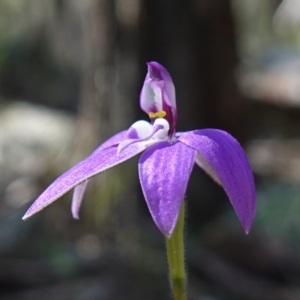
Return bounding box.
[177,132,221,185]
[23,143,147,220]
[138,141,196,236]
[70,130,127,218]
[179,129,256,233]
[195,153,221,185]
[71,180,89,219]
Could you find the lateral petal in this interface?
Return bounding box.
[71,180,89,219]
[71,130,127,217]
[179,129,256,233]
[23,143,146,220]
[138,141,196,236]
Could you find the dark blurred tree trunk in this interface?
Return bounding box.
[140,0,248,141]
[78,0,139,150]
[76,0,141,252]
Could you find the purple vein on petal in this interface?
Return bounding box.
[138,141,196,236]
[179,129,256,233]
[23,142,147,220]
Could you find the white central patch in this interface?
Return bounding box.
[130,120,152,138]
[152,118,169,140]
[118,118,171,155]
[140,82,163,113]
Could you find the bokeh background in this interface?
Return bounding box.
[1,0,300,299]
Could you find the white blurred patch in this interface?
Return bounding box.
[237,50,300,108]
[274,0,300,31]
[4,177,38,207]
[247,139,300,182]
[115,0,140,28]
[0,101,75,208]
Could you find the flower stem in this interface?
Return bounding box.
[166,202,187,300]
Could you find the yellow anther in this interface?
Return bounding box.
[149,111,166,119]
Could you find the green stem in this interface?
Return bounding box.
[166,202,187,300]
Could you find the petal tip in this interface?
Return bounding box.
[242,217,254,235]
[147,61,163,81]
[157,219,177,237]
[243,224,251,235]
[116,144,125,156]
[160,227,173,238]
[22,211,33,221]
[72,211,80,220]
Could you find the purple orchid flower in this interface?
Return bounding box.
[23,62,256,237]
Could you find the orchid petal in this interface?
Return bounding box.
[71,180,89,219]
[71,130,127,216]
[179,129,256,233]
[23,143,147,220]
[195,153,221,185]
[138,141,196,236]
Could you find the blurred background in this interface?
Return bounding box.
[1,0,300,299]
